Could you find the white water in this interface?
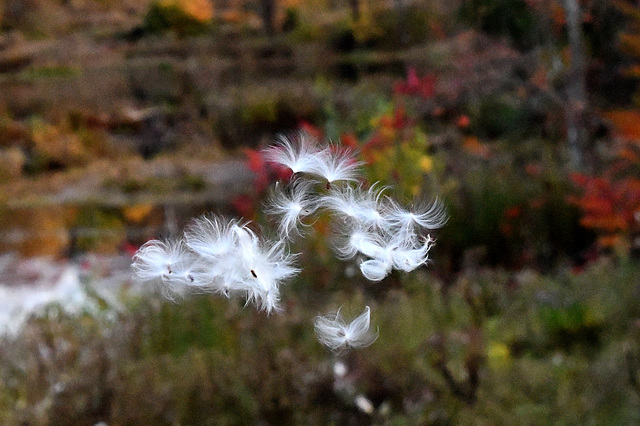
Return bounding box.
[0,254,133,335]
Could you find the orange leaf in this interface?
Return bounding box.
[463,137,490,158]
[603,110,640,140]
[597,234,621,248]
[123,204,154,223]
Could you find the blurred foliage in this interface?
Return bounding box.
[74,207,125,253]
[569,137,640,252]
[354,101,434,202]
[438,150,591,270]
[328,3,434,52]
[24,117,91,174]
[18,65,81,81]
[216,89,319,149]
[1,0,640,423]
[300,69,595,270]
[472,95,524,139]
[142,0,212,37]
[458,0,541,50]
[1,257,639,424]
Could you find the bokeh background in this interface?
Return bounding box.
[0,0,639,423]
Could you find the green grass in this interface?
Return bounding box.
[1,257,638,424]
[19,65,81,81]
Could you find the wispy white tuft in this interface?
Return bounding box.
[314,306,379,354]
[132,216,300,313]
[235,232,300,314]
[132,239,198,298]
[263,133,324,175]
[183,216,249,297]
[359,258,393,282]
[321,183,389,228]
[387,197,448,234]
[184,215,245,258]
[331,215,435,281]
[389,235,434,272]
[265,179,319,239]
[309,146,364,187]
[333,223,387,261]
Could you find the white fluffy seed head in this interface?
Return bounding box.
[264,179,319,240]
[390,235,434,272]
[132,239,189,284]
[132,239,201,299]
[314,306,379,354]
[184,215,245,259]
[321,182,389,228]
[308,145,364,186]
[386,197,448,233]
[359,258,393,281]
[263,133,324,175]
[331,220,389,261]
[132,215,301,314]
[234,235,300,314]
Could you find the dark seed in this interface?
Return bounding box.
[251,269,258,278]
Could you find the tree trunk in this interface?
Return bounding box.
[393,0,409,44]
[349,0,360,21]
[260,0,275,35]
[563,0,588,168]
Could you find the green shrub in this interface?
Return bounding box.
[437,153,592,270]
[1,258,640,423]
[473,95,524,139]
[458,0,542,50]
[142,2,210,38]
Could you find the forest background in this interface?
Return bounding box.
[0,0,639,423]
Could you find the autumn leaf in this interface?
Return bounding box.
[603,110,640,140]
[123,204,154,223]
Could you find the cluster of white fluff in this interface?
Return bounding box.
[132,218,299,314]
[314,306,378,355]
[132,133,446,353]
[264,134,447,282]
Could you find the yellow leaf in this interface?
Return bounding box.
[487,342,511,368]
[419,155,433,173]
[123,204,154,223]
[160,0,213,22]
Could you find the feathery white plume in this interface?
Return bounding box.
[184,215,243,259]
[132,240,187,283]
[265,179,319,239]
[387,197,448,234]
[183,216,247,297]
[263,133,324,175]
[309,146,363,187]
[133,216,300,313]
[132,239,198,298]
[216,223,299,314]
[236,235,300,314]
[390,235,434,272]
[331,214,435,281]
[359,258,393,282]
[333,223,388,260]
[314,306,378,354]
[321,183,389,228]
